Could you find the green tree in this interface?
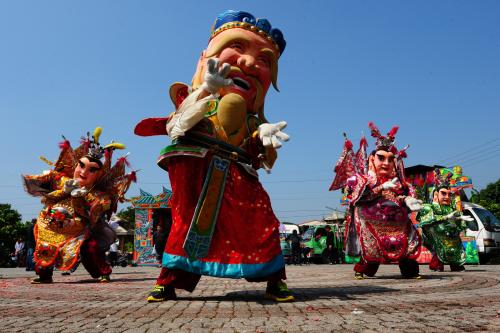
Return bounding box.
[470,179,500,218]
[0,204,28,262]
[117,205,135,231]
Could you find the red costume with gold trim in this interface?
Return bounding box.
[136,10,294,302]
[23,128,135,281]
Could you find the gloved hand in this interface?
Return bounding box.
[443,211,460,221]
[201,58,233,95]
[70,187,88,198]
[63,179,80,194]
[458,215,474,223]
[257,121,290,149]
[381,178,398,190]
[346,176,357,188]
[405,196,423,212]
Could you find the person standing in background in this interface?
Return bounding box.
[25,219,36,271]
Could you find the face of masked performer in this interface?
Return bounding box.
[371,150,396,179]
[74,157,102,188]
[193,28,280,114]
[435,188,453,206]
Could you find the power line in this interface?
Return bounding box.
[437,137,500,164]
[460,151,500,168]
[442,143,500,166]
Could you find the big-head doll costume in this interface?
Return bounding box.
[135,10,293,302]
[23,127,136,283]
[330,122,423,279]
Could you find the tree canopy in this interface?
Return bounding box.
[470,179,500,218]
[117,205,135,231]
[0,204,28,261]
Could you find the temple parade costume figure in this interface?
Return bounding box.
[135,10,293,302]
[23,127,136,283]
[416,169,474,272]
[330,122,423,279]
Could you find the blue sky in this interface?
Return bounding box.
[1,1,499,223]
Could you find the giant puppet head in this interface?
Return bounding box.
[190,10,285,121]
[432,169,454,206]
[135,11,286,143]
[367,122,409,182]
[367,122,399,180]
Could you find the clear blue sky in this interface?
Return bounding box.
[1,1,499,223]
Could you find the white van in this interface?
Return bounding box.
[462,202,500,263]
[280,222,300,236]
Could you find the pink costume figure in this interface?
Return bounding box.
[135,10,293,302]
[330,122,423,279]
[23,127,136,283]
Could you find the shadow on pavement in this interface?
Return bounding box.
[178,285,398,303]
[63,277,157,284]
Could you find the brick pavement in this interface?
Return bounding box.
[1,264,499,332]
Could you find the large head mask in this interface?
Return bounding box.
[191,10,285,119]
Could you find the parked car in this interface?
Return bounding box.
[462,202,500,264]
[302,225,329,264]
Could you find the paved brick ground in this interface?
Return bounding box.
[1,264,499,332]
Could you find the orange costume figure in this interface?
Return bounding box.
[135,10,293,302]
[23,127,136,283]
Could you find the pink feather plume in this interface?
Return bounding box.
[368,122,382,138]
[388,126,399,138]
[58,140,71,150]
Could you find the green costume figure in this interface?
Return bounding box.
[416,169,474,272]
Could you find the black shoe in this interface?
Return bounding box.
[147,285,177,302]
[266,281,294,302]
[450,265,465,272]
[31,277,53,284]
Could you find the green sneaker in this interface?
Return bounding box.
[147,285,177,303]
[99,275,110,283]
[266,281,295,302]
[31,277,53,284]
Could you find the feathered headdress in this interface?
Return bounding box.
[38,127,137,212]
[434,168,453,190]
[330,122,411,192]
[368,121,399,154]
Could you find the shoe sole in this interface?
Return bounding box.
[147,296,165,303]
[265,293,295,302]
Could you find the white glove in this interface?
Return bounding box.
[71,187,88,198]
[201,58,233,94]
[458,215,474,223]
[346,176,358,187]
[167,87,215,140]
[167,58,232,140]
[381,178,398,190]
[443,211,461,221]
[63,179,80,194]
[405,197,423,212]
[257,121,290,149]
